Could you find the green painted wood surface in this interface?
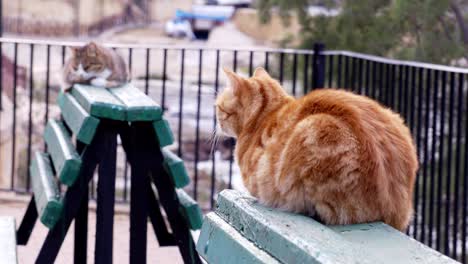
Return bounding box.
[176,189,203,230]
[153,119,174,147]
[213,190,459,264]
[215,190,375,264]
[44,120,82,186]
[162,149,190,188]
[0,217,17,264]
[57,92,100,144]
[197,213,280,264]
[109,84,162,121]
[330,223,458,263]
[71,84,127,120]
[30,152,63,229]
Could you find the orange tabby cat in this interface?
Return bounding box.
[63,42,129,91]
[216,67,418,231]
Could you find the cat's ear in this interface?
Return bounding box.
[253,67,270,78]
[223,67,244,95]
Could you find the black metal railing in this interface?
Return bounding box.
[0,37,467,262]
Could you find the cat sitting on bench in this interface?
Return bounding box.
[62,42,129,91]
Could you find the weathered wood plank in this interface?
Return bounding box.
[30,152,63,229]
[215,190,375,264]
[0,217,17,264]
[330,223,458,264]
[176,189,203,230]
[162,149,190,188]
[197,213,280,264]
[44,120,82,186]
[57,92,100,144]
[153,119,174,147]
[71,84,126,121]
[109,84,162,121]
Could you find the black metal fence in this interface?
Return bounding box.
[0,37,467,262]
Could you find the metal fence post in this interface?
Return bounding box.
[312,43,325,90]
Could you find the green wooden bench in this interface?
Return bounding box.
[0,217,18,264]
[30,152,63,229]
[18,83,203,264]
[197,190,459,264]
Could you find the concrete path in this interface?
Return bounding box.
[0,193,183,264]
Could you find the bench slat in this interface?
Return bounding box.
[330,223,457,264]
[153,119,174,147]
[30,152,63,229]
[197,213,280,264]
[176,189,203,230]
[0,217,17,264]
[162,149,190,188]
[44,120,82,186]
[57,92,100,144]
[71,84,126,121]
[215,190,374,264]
[109,84,162,121]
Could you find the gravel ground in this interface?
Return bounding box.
[0,193,183,264]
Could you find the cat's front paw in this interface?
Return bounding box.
[90,78,107,88]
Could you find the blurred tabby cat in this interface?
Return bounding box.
[62,42,129,91]
[216,67,418,231]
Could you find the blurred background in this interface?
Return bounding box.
[0,0,467,262]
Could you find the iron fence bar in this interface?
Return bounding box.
[414,67,424,240]
[378,63,384,103]
[26,43,34,191]
[344,55,349,89]
[463,73,468,264]
[444,71,456,256]
[303,54,309,94]
[248,51,254,76]
[144,48,150,94]
[371,61,377,99]
[161,49,167,111]
[350,57,356,92]
[194,49,203,201]
[436,71,447,251]
[421,69,432,244]
[327,55,333,88]
[364,60,370,96]
[409,66,416,235]
[389,64,394,107]
[44,45,50,126]
[177,49,185,158]
[453,73,464,260]
[279,52,284,84]
[211,50,220,209]
[61,46,66,66]
[398,65,404,114]
[337,55,342,88]
[403,66,410,122]
[10,43,17,190]
[429,70,440,248]
[357,59,363,94]
[292,53,297,96]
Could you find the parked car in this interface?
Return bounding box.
[165,19,195,39]
[215,0,252,7]
[165,5,235,40]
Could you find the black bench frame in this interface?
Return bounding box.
[17,120,201,264]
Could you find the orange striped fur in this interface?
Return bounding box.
[216,67,418,231]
